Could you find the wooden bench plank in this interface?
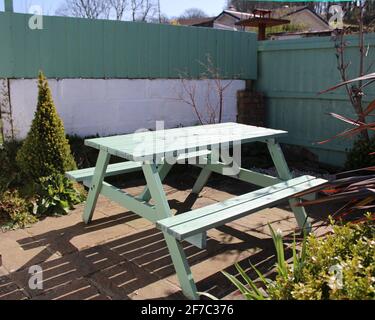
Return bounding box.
[158,175,317,229]
[157,176,327,241]
[66,150,212,183]
[66,161,143,182]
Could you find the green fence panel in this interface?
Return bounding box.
[0,12,257,79]
[257,34,375,166]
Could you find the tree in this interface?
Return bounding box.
[174,55,234,125]
[226,1,311,12]
[226,0,375,25]
[17,72,77,180]
[57,0,159,22]
[179,8,208,20]
[149,13,170,24]
[130,0,158,22]
[109,0,128,20]
[56,0,111,19]
[331,2,370,142]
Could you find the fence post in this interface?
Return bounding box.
[4,0,13,12]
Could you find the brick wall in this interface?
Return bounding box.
[237,89,265,127]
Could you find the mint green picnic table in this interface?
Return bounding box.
[66,123,326,300]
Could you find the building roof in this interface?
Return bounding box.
[236,17,290,28]
[271,5,306,18]
[178,6,329,31]
[178,9,252,27]
[273,5,328,26]
[270,29,332,37]
[177,17,214,26]
[221,9,253,20]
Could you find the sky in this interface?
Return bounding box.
[0,0,229,18]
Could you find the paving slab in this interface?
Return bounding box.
[0,271,29,300]
[32,278,110,300]
[0,174,330,300]
[0,229,61,274]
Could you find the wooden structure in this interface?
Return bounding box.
[236,9,290,40]
[66,123,326,299]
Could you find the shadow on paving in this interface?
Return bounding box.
[0,172,331,300]
[0,221,293,300]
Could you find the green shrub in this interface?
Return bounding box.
[0,146,13,195]
[67,134,99,169]
[0,141,24,195]
[345,136,375,170]
[17,72,76,180]
[0,190,38,230]
[266,23,307,36]
[271,218,374,300]
[218,218,374,300]
[34,174,85,216]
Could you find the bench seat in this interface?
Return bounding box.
[156,175,327,243]
[66,149,212,183]
[66,161,143,183]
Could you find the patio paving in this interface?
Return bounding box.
[0,169,331,300]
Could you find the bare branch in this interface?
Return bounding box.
[57,0,158,21]
[174,54,235,125]
[56,0,111,19]
[130,0,158,22]
[109,0,128,20]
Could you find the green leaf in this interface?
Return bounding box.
[234,263,264,298]
[222,271,264,300]
[250,262,270,287]
[197,292,219,300]
[269,224,287,278]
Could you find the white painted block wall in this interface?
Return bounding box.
[4,79,245,140]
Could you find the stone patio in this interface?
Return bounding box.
[0,170,330,300]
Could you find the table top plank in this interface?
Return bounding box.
[85,123,287,162]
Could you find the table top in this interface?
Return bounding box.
[85,123,287,162]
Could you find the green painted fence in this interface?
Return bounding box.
[257,34,375,166]
[2,9,373,167]
[0,12,257,79]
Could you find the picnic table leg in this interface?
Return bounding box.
[192,167,212,194]
[192,151,218,194]
[267,140,312,233]
[82,150,110,224]
[138,162,173,202]
[142,162,199,300]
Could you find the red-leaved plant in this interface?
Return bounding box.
[294,73,375,222]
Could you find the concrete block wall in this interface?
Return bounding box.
[1,79,246,140]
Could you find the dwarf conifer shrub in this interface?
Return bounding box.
[17,72,76,180]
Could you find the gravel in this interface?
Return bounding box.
[251,167,335,181]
